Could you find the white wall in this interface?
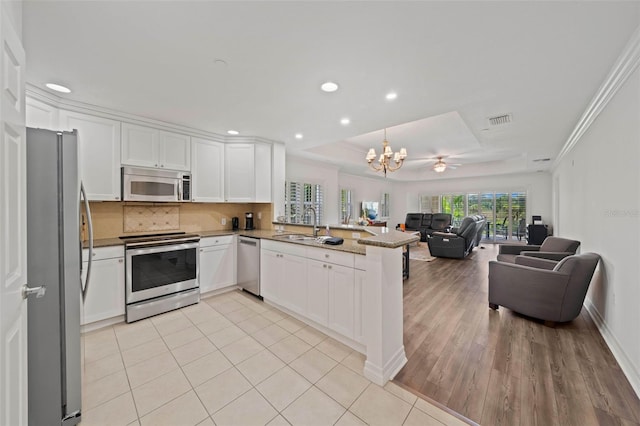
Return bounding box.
[338,173,393,222]
[288,157,552,233]
[388,172,552,230]
[553,65,640,395]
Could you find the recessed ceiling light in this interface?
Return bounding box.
[340,118,350,125]
[227,130,239,135]
[295,133,303,140]
[320,81,339,92]
[45,83,71,93]
[385,92,397,100]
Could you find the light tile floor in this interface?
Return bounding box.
[81,290,469,426]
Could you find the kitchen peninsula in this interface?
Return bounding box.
[252,226,419,385]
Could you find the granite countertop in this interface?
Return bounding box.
[86,227,416,253]
[356,227,421,248]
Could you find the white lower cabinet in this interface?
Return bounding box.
[261,240,361,343]
[81,246,125,325]
[306,260,329,326]
[279,254,307,316]
[261,249,281,304]
[328,264,355,339]
[260,240,307,315]
[199,236,235,294]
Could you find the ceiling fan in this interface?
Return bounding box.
[405,155,462,172]
[431,156,461,173]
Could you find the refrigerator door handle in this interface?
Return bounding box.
[22,284,46,299]
[80,182,93,301]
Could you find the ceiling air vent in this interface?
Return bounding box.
[487,113,512,127]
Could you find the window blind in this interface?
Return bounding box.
[284,181,324,225]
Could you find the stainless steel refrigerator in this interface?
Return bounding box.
[26,128,93,426]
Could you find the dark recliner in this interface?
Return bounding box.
[404,213,423,233]
[496,236,580,263]
[427,215,486,259]
[424,213,452,237]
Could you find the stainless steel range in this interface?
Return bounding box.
[121,232,200,322]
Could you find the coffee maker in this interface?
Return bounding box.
[244,212,254,230]
[231,217,239,231]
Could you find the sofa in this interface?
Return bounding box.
[496,236,580,263]
[427,215,486,259]
[403,213,452,242]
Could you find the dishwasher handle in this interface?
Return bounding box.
[239,239,258,247]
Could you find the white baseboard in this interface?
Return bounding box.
[364,345,407,386]
[583,299,640,399]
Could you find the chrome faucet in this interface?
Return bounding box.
[303,206,319,237]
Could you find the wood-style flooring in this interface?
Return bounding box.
[394,243,640,426]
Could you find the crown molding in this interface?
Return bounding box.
[553,25,640,168]
[25,83,283,146]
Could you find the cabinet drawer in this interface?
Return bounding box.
[306,246,354,268]
[83,245,124,262]
[200,235,234,248]
[262,239,304,256]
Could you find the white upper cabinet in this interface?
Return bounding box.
[191,137,225,202]
[26,97,59,130]
[121,123,190,171]
[59,110,122,201]
[159,130,191,171]
[225,144,255,202]
[255,143,272,202]
[224,142,272,202]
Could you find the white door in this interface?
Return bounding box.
[0,10,27,426]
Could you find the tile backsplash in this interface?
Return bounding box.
[85,202,273,239]
[123,205,180,233]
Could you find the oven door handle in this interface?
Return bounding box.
[126,241,200,255]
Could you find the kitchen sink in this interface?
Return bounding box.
[272,233,317,241]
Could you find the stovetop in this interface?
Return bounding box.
[120,231,200,245]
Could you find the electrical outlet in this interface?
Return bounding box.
[258,212,262,220]
[221,218,226,225]
[352,232,361,239]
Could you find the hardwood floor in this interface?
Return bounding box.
[394,243,640,426]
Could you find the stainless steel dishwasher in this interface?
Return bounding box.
[237,236,261,298]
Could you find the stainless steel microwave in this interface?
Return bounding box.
[121,166,191,202]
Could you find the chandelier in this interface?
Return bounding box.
[365,129,407,177]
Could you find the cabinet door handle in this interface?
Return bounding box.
[118,259,123,263]
[200,249,204,252]
[115,196,119,200]
[328,265,332,269]
[325,254,329,258]
[323,264,327,268]
[155,164,158,167]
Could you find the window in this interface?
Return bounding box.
[441,194,466,227]
[380,193,390,217]
[419,195,440,213]
[339,188,353,224]
[419,191,527,241]
[285,181,324,225]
